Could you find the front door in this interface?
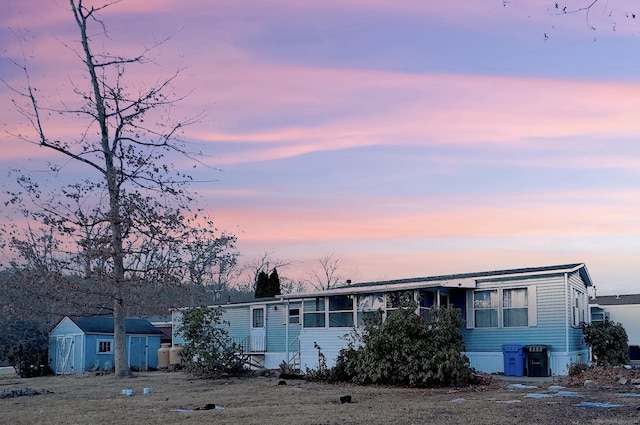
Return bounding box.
[250,305,266,352]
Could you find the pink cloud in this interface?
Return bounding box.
[184,64,640,165]
[204,187,640,250]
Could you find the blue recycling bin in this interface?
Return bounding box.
[502,345,526,377]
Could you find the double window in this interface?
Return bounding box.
[468,287,536,328]
[302,293,384,328]
[97,340,112,354]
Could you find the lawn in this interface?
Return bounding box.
[2,367,640,424]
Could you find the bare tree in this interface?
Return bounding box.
[307,253,348,291]
[279,276,306,294]
[2,1,231,377]
[547,1,637,31]
[243,250,292,289]
[183,221,238,305]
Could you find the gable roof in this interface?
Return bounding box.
[282,263,591,298]
[73,316,164,335]
[590,294,640,306]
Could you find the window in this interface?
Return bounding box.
[288,308,300,324]
[573,289,586,327]
[303,298,326,327]
[386,290,414,312]
[97,340,112,354]
[252,307,265,328]
[467,286,537,329]
[419,290,435,322]
[473,290,498,328]
[590,308,608,325]
[329,295,354,327]
[357,292,384,326]
[503,288,528,327]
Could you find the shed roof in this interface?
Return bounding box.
[73,316,164,335]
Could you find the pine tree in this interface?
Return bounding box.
[255,271,270,298]
[269,268,281,296]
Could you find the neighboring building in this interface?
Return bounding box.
[590,294,640,361]
[49,316,164,374]
[173,263,593,376]
[144,316,173,343]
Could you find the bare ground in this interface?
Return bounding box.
[2,367,640,424]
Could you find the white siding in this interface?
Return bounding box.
[602,305,640,346]
[465,352,502,374]
[298,328,353,370]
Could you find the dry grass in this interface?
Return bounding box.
[2,367,640,424]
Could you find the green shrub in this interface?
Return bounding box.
[177,306,248,378]
[331,306,473,387]
[580,319,630,366]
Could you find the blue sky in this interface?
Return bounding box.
[2,0,640,293]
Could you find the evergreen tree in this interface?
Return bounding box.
[254,271,270,298]
[268,268,282,296]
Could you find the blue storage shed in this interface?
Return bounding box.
[49,316,164,374]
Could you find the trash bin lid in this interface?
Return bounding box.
[502,344,525,352]
[526,344,548,352]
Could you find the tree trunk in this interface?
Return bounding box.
[113,286,128,376]
[72,0,131,377]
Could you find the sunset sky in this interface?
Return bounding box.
[2,1,640,294]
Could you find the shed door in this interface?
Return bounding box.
[55,336,74,374]
[129,337,147,372]
[250,305,266,352]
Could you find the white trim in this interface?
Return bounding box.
[283,279,477,299]
[467,285,537,329]
[565,273,569,354]
[96,339,113,354]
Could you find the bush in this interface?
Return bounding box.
[580,319,630,366]
[305,342,330,382]
[177,307,248,378]
[331,306,473,387]
[0,319,51,378]
[567,362,588,377]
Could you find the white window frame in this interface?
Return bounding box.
[472,289,499,328]
[288,308,300,324]
[328,295,355,328]
[466,286,537,329]
[572,288,586,327]
[303,297,326,328]
[97,339,113,354]
[503,288,529,328]
[357,292,384,326]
